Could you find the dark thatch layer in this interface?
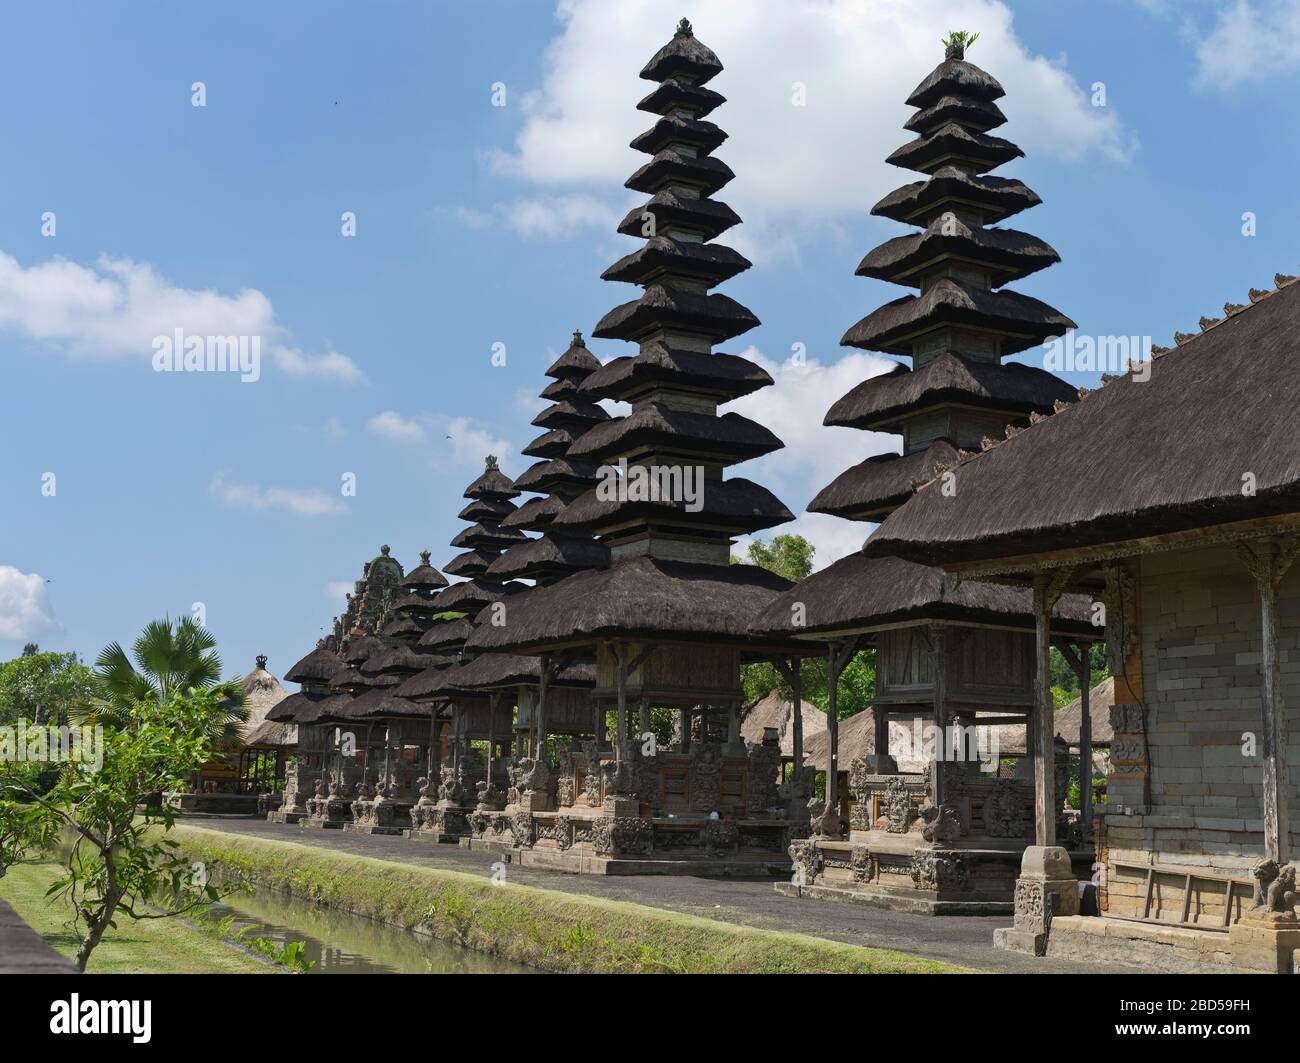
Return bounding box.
[342,636,385,667]
[540,377,579,401]
[284,645,346,685]
[545,332,603,380]
[904,94,1006,135]
[841,278,1075,356]
[402,557,449,590]
[463,464,519,500]
[824,354,1076,430]
[486,534,611,579]
[579,343,771,404]
[361,643,440,676]
[594,285,760,345]
[429,579,514,613]
[433,652,596,692]
[295,692,353,725]
[500,494,567,531]
[626,148,738,197]
[464,558,795,654]
[619,187,738,237]
[521,427,576,459]
[630,114,727,155]
[531,399,610,430]
[512,457,602,494]
[552,476,793,536]
[343,687,428,721]
[865,280,1300,564]
[872,167,1040,226]
[458,497,517,523]
[856,221,1059,287]
[906,58,1006,109]
[640,22,723,86]
[809,441,963,519]
[266,689,330,724]
[602,236,750,288]
[887,123,1024,175]
[638,77,725,119]
[567,404,783,463]
[379,616,430,640]
[243,719,296,748]
[450,522,528,550]
[394,665,455,700]
[750,554,1095,638]
[442,550,495,578]
[418,617,476,650]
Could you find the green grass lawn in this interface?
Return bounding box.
[0,862,275,975]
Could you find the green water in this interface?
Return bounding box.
[211,886,533,974]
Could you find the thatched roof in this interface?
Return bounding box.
[567,404,782,464]
[552,476,792,536]
[740,691,826,759]
[238,657,287,744]
[640,18,722,85]
[464,557,794,654]
[865,278,1300,566]
[750,554,1095,638]
[284,644,346,685]
[244,720,297,748]
[873,167,1039,226]
[403,550,449,590]
[578,342,771,404]
[906,55,1005,108]
[266,688,329,724]
[809,441,963,520]
[841,278,1074,356]
[1055,677,1115,747]
[824,354,1075,431]
[858,219,1057,288]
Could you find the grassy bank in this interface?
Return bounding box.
[0,861,274,975]
[170,825,972,974]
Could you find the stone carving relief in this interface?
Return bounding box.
[688,742,723,812]
[1251,860,1298,914]
[701,818,739,857]
[788,838,822,886]
[882,776,915,834]
[910,849,969,892]
[983,779,1028,838]
[919,801,962,846]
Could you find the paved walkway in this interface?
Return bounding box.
[0,899,78,973]
[188,815,1117,974]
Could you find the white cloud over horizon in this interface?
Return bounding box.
[0,251,362,383]
[208,472,347,518]
[0,566,63,642]
[473,0,1133,257]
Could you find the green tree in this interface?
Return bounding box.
[0,685,238,970]
[733,533,815,582]
[0,650,96,727]
[89,617,247,746]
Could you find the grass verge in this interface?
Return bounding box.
[0,861,275,975]
[170,824,973,974]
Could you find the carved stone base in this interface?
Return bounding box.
[266,810,308,824]
[1229,911,1300,973]
[994,846,1080,956]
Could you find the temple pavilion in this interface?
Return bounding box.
[865,268,1300,972]
[464,19,802,873]
[751,37,1098,913]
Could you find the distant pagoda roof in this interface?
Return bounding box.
[545,330,603,380]
[809,440,965,521]
[462,455,519,500]
[401,549,449,590]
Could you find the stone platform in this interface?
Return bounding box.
[774,880,1011,916]
[1047,915,1234,973]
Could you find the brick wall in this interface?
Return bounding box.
[1102,543,1299,924]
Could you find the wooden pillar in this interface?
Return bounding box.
[791,661,803,776]
[486,693,497,782]
[452,705,462,772]
[1239,539,1299,863]
[639,697,651,741]
[825,643,840,814]
[614,644,628,754]
[929,626,947,808]
[681,708,692,750]
[1078,645,1093,836]
[1031,571,1071,847]
[536,655,550,761]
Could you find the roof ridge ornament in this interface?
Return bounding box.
[256,654,268,669]
[485,454,499,471]
[1275,272,1296,288]
[676,17,693,38]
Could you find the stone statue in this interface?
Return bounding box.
[1251,859,1298,914]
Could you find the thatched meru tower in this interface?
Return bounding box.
[396,462,524,840]
[752,38,1097,914]
[464,20,800,874]
[265,546,450,830]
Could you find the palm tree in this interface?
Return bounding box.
[88,618,248,746]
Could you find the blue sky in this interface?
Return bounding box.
[4,0,1300,684]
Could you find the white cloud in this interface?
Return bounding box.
[367,410,428,444]
[1189,1,1300,89]
[325,580,353,602]
[0,251,362,382]
[729,345,900,503]
[736,511,871,574]
[441,416,515,471]
[486,0,1132,251]
[454,195,620,240]
[208,472,346,517]
[0,566,62,641]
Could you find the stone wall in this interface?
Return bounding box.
[1102,544,1299,924]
